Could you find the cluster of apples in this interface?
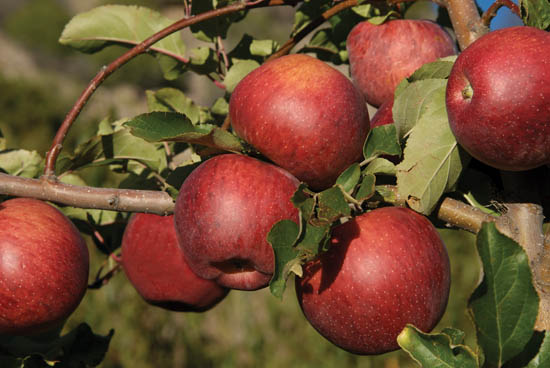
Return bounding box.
[121,19,455,356]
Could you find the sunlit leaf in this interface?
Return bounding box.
[520,0,550,30]
[224,59,260,93]
[398,325,479,368]
[469,223,539,367]
[363,124,401,160]
[124,112,243,153]
[335,163,361,194]
[396,82,467,215]
[0,150,43,178]
[59,5,187,80]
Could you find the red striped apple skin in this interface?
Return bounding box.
[230,54,369,191]
[296,207,450,355]
[347,19,457,107]
[121,213,229,312]
[174,154,300,291]
[0,198,89,336]
[446,26,550,171]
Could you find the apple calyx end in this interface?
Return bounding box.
[461,84,474,101]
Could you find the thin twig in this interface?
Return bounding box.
[481,0,521,27]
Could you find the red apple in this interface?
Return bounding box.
[347,19,457,107]
[229,54,369,190]
[174,154,299,291]
[0,198,89,336]
[295,206,450,355]
[121,213,229,312]
[446,26,550,171]
[370,99,394,129]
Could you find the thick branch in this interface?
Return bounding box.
[0,173,174,215]
[445,0,489,50]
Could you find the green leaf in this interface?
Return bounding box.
[0,150,43,178]
[396,82,467,215]
[146,88,203,124]
[291,184,316,223]
[520,0,550,30]
[363,124,401,160]
[317,186,351,223]
[469,223,539,367]
[397,325,479,368]
[124,112,243,152]
[393,78,447,139]
[189,47,220,75]
[356,173,376,202]
[527,331,550,368]
[224,59,260,93]
[293,0,332,35]
[408,56,457,82]
[250,39,279,57]
[190,1,246,42]
[59,5,187,80]
[364,157,397,176]
[267,219,300,299]
[57,127,167,173]
[211,97,229,116]
[351,4,372,18]
[335,163,361,194]
[295,222,332,256]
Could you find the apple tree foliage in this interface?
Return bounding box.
[1,0,550,367]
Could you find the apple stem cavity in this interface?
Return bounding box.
[462,84,474,100]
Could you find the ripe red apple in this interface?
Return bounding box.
[446,26,550,171]
[370,99,394,129]
[0,198,89,336]
[174,154,300,291]
[347,19,457,107]
[121,213,229,312]
[295,206,450,355]
[229,54,370,190]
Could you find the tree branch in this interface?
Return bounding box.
[43,0,303,178]
[445,0,489,50]
[0,173,174,215]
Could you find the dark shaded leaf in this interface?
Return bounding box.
[267,220,300,299]
[469,223,539,367]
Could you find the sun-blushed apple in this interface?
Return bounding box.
[0,198,89,336]
[229,54,369,191]
[121,213,229,312]
[446,26,550,171]
[347,19,457,107]
[174,154,300,291]
[295,206,450,355]
[370,99,394,129]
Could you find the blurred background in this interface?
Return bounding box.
[0,0,521,366]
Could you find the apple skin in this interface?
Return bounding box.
[347,19,457,107]
[446,26,550,171]
[0,198,89,336]
[295,206,450,355]
[370,99,394,129]
[174,154,300,291]
[121,213,229,312]
[229,54,370,191]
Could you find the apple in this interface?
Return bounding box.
[295,206,450,355]
[370,99,394,129]
[229,53,370,190]
[0,198,89,336]
[446,26,550,171]
[347,19,457,107]
[121,213,229,312]
[174,154,300,291]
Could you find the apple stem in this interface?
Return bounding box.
[481,0,521,28]
[461,84,474,100]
